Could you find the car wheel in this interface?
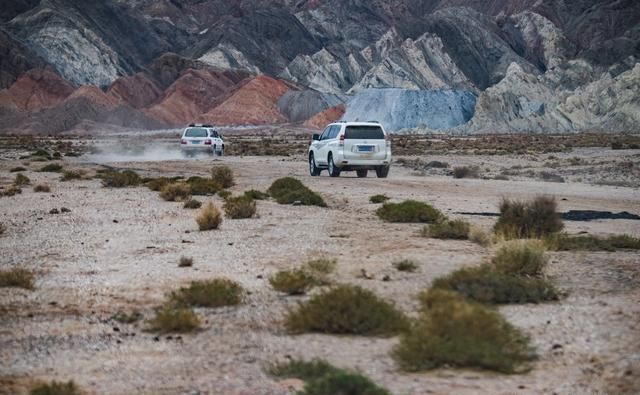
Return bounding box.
[328,154,341,177]
[309,153,321,176]
[356,169,368,178]
[375,165,390,178]
[218,145,224,156]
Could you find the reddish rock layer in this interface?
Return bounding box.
[201,75,291,125]
[107,73,162,109]
[147,68,250,125]
[0,68,74,112]
[304,104,346,129]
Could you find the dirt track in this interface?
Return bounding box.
[1,144,639,394]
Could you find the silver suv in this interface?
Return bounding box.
[180,124,224,156]
[308,121,391,178]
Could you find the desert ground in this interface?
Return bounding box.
[0,132,639,394]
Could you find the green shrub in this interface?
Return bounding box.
[285,285,409,335]
[196,202,222,230]
[491,240,546,276]
[268,177,327,207]
[393,289,535,373]
[224,195,257,219]
[100,170,141,188]
[546,233,640,251]
[39,163,63,173]
[10,166,26,172]
[0,268,35,289]
[160,183,191,202]
[147,306,201,333]
[422,219,470,239]
[270,269,316,295]
[393,259,418,272]
[376,200,443,223]
[494,196,563,239]
[31,149,51,158]
[211,165,234,188]
[169,278,244,308]
[186,176,221,195]
[217,190,231,200]
[60,170,84,181]
[30,380,81,395]
[145,177,173,191]
[183,199,202,209]
[432,265,558,304]
[112,310,143,324]
[33,184,51,193]
[369,194,389,204]
[453,165,480,179]
[269,359,390,395]
[244,189,269,200]
[305,258,337,276]
[14,173,30,186]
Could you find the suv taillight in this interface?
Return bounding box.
[339,134,345,147]
[385,134,390,146]
[181,139,187,144]
[204,139,212,145]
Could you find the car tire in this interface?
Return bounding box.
[376,165,390,178]
[356,169,368,178]
[309,153,321,176]
[328,154,341,177]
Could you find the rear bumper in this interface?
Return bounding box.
[335,149,391,169]
[181,145,214,152]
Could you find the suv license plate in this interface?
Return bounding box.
[192,141,201,144]
[359,146,373,152]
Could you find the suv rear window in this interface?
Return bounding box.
[184,128,208,137]
[344,125,384,139]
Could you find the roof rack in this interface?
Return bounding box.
[188,123,196,127]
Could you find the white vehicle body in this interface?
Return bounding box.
[308,121,391,178]
[180,125,224,156]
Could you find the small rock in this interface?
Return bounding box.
[256,274,263,279]
[228,242,234,246]
[113,219,119,223]
[60,207,71,213]
[113,327,120,332]
[552,344,563,350]
[292,200,302,206]
[153,336,160,342]
[185,230,190,234]
[382,275,391,282]
[49,208,60,214]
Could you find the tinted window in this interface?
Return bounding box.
[320,126,331,140]
[185,128,208,137]
[209,130,218,138]
[344,126,384,139]
[329,125,340,139]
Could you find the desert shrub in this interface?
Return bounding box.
[432,265,558,304]
[453,165,480,179]
[183,199,202,209]
[305,258,337,275]
[186,176,221,195]
[179,256,194,267]
[49,208,60,215]
[160,183,191,202]
[269,359,390,395]
[0,222,5,234]
[284,285,409,335]
[30,380,81,395]
[39,163,63,173]
[268,177,326,207]
[60,170,84,181]
[100,170,141,188]
[0,268,35,289]
[369,194,389,203]
[196,202,222,230]
[1,186,22,196]
[393,289,535,373]
[426,161,449,168]
[491,240,546,276]
[33,184,51,193]
[469,226,491,246]
[545,233,640,251]
[224,195,257,219]
[376,200,443,223]
[270,269,316,295]
[422,219,470,239]
[244,189,269,200]
[217,190,231,200]
[211,165,234,188]
[31,149,51,158]
[147,306,201,333]
[170,278,244,308]
[14,173,30,186]
[112,310,143,324]
[10,166,26,172]
[539,171,565,183]
[393,259,418,272]
[494,196,563,239]
[145,177,173,191]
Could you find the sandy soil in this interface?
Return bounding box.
[0,141,639,395]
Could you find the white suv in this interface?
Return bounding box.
[308,121,391,178]
[180,124,224,156]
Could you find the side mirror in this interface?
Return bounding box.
[312,133,320,141]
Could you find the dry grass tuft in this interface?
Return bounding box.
[422,219,470,239]
[178,256,194,267]
[183,199,202,209]
[453,165,480,179]
[494,196,563,239]
[211,165,234,188]
[147,306,201,333]
[33,184,51,193]
[186,176,221,195]
[393,259,419,272]
[169,278,244,308]
[195,202,222,231]
[160,183,191,202]
[376,200,443,223]
[30,380,81,395]
[13,173,30,186]
[0,268,35,289]
[100,170,141,188]
[270,269,316,295]
[38,163,63,173]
